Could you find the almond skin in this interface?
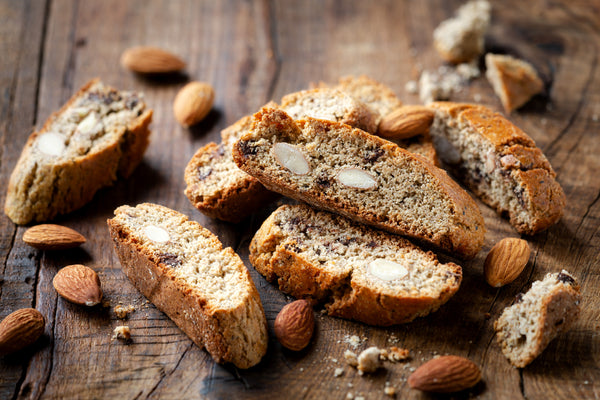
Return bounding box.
[120,46,185,73]
[274,300,315,351]
[0,308,45,355]
[378,105,434,139]
[53,264,103,306]
[23,224,86,250]
[408,355,482,393]
[173,81,215,127]
[484,238,531,287]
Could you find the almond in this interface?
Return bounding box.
[173,81,215,127]
[120,46,185,74]
[0,308,45,355]
[23,224,86,250]
[408,355,482,393]
[53,264,103,306]
[378,105,435,139]
[484,238,531,287]
[274,300,315,351]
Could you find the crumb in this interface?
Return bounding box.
[344,350,359,367]
[484,312,491,319]
[384,385,396,397]
[344,334,362,349]
[474,93,482,102]
[114,304,135,319]
[456,61,481,79]
[348,383,353,388]
[112,326,131,341]
[355,396,365,400]
[405,80,419,94]
[419,62,481,104]
[346,393,353,400]
[387,334,399,344]
[300,367,304,372]
[357,347,383,375]
[593,115,599,122]
[101,299,111,308]
[334,368,344,377]
[387,347,410,362]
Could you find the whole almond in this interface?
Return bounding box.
[173,81,215,127]
[120,46,185,73]
[408,355,482,393]
[53,265,103,306]
[274,300,315,351]
[23,224,86,250]
[378,105,434,139]
[0,308,45,355]
[484,238,531,287]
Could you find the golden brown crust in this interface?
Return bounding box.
[429,102,565,235]
[107,204,268,368]
[235,108,485,259]
[250,205,463,326]
[5,79,152,225]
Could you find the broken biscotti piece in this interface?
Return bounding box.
[494,270,581,368]
[5,78,152,225]
[234,108,485,259]
[280,88,378,134]
[250,204,462,325]
[107,203,268,368]
[433,0,491,64]
[485,53,544,113]
[429,102,566,234]
[184,115,277,223]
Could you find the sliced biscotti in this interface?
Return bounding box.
[485,53,544,113]
[429,102,565,234]
[233,107,485,259]
[251,204,463,326]
[184,115,277,223]
[279,88,377,134]
[107,203,268,368]
[494,270,581,368]
[5,78,152,225]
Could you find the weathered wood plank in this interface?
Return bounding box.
[0,0,599,399]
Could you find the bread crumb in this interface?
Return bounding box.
[419,63,480,104]
[346,393,353,400]
[384,385,396,397]
[114,304,135,319]
[344,334,362,349]
[388,347,410,362]
[344,350,359,367]
[334,367,344,377]
[357,347,383,375]
[112,326,131,341]
[405,80,419,94]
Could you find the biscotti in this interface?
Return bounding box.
[250,204,462,326]
[280,88,377,134]
[184,115,277,223]
[485,53,544,113]
[494,270,581,368]
[433,0,491,64]
[107,203,268,368]
[233,107,485,259]
[429,102,565,234]
[5,79,152,225]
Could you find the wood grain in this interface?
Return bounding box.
[1,0,599,399]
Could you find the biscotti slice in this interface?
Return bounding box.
[433,0,491,64]
[251,204,462,326]
[429,102,565,234]
[280,88,377,134]
[184,115,277,223]
[494,270,581,368]
[233,107,485,259]
[5,79,152,225]
[107,203,268,368]
[485,53,544,113]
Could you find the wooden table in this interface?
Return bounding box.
[1,1,599,398]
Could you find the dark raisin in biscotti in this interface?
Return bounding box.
[429,102,565,235]
[494,270,581,368]
[5,78,152,225]
[233,107,485,259]
[250,204,462,326]
[107,203,268,369]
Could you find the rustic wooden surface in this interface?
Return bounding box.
[1,0,599,398]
